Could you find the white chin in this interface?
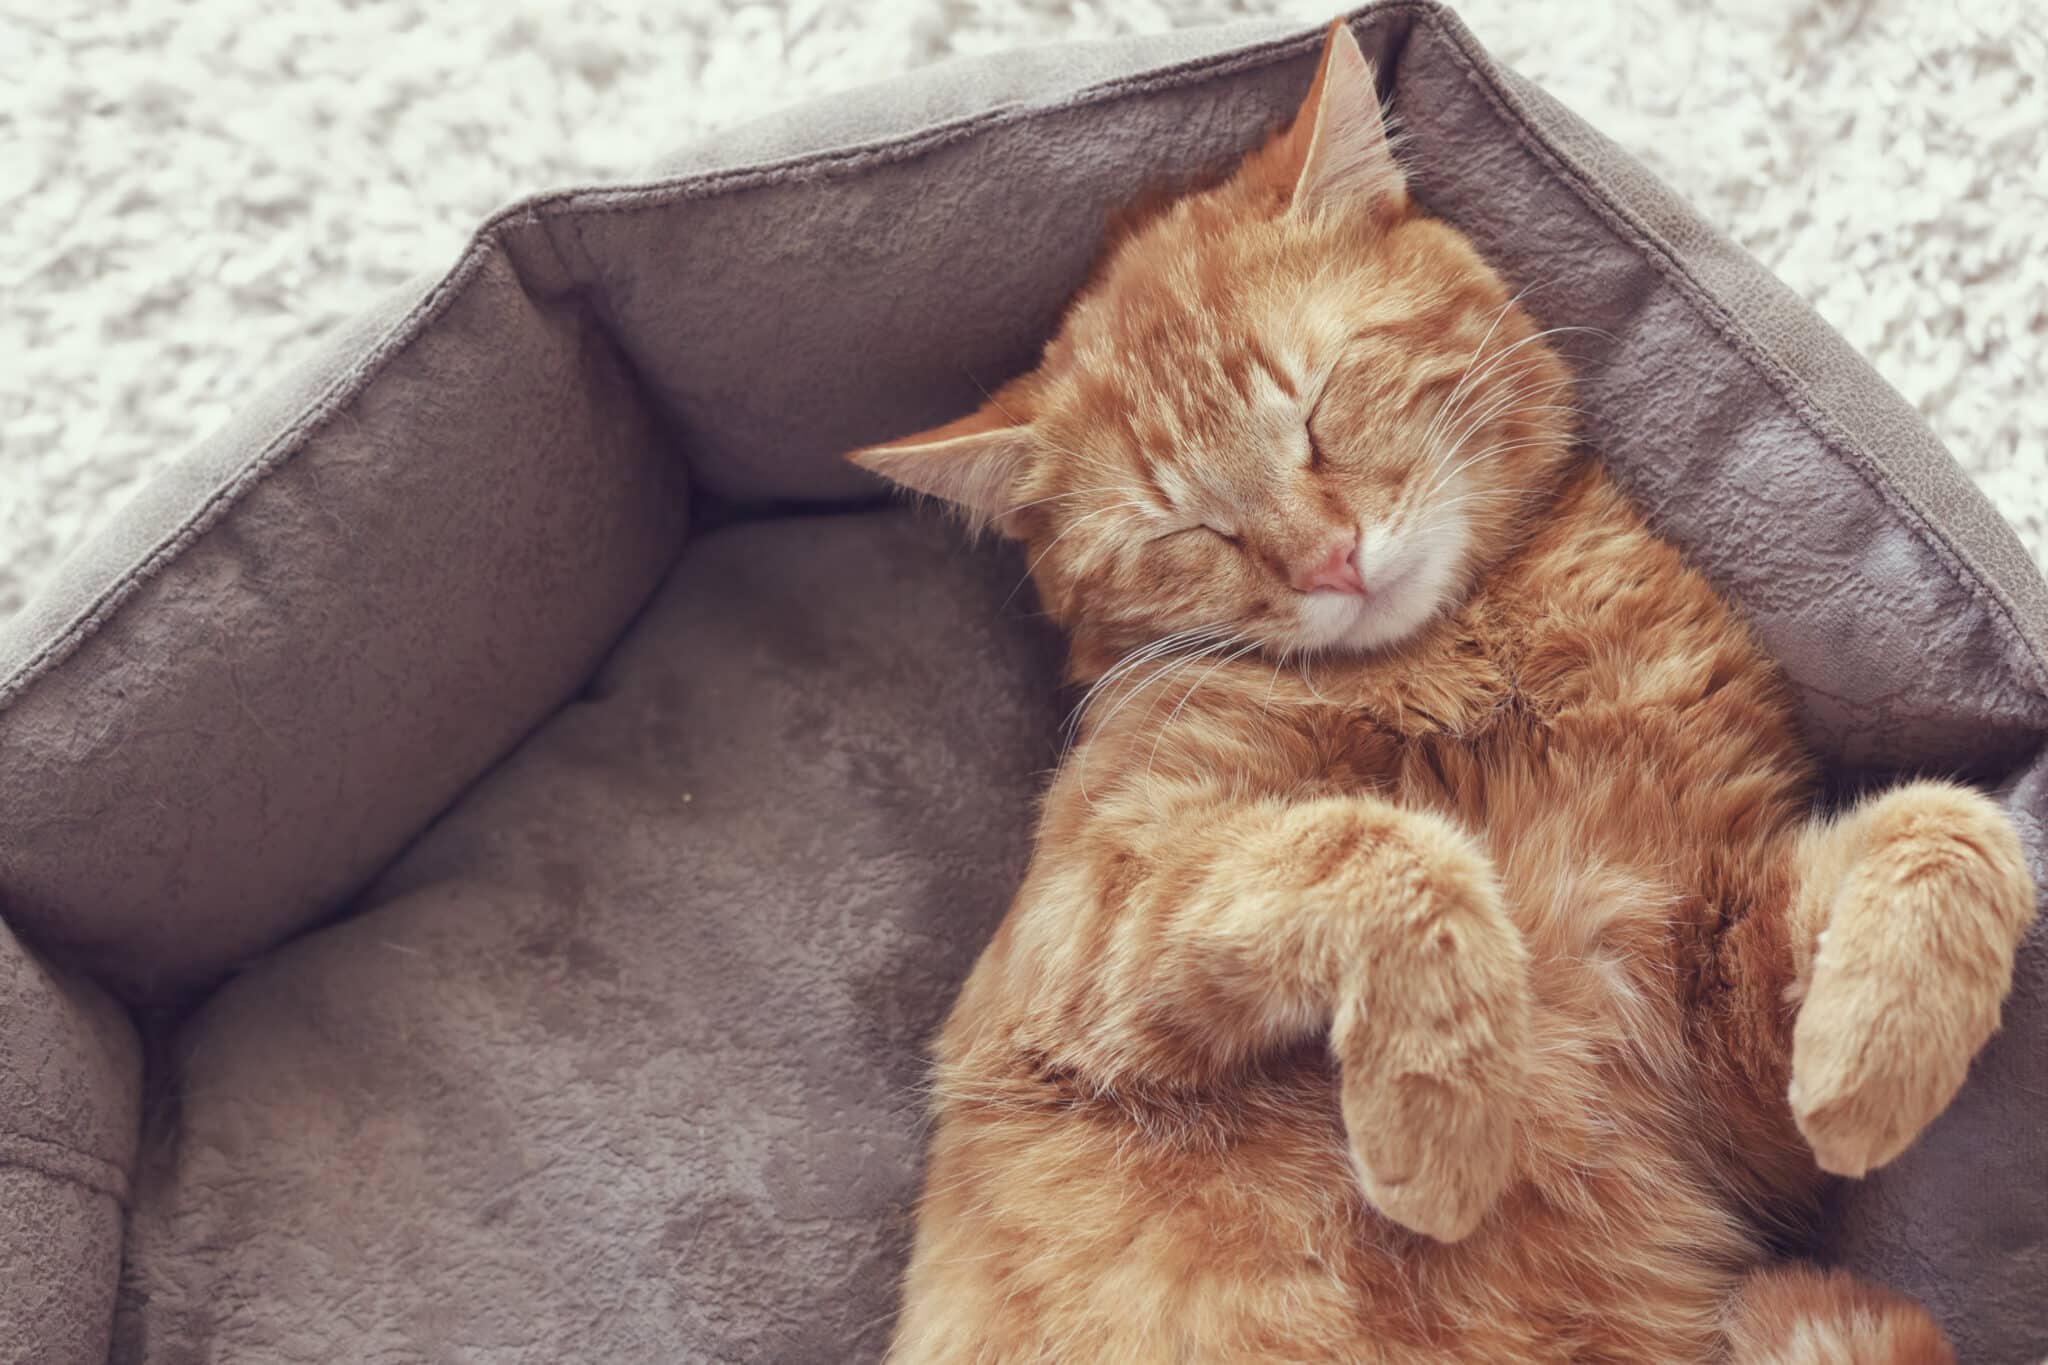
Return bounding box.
[1292,521,1466,655]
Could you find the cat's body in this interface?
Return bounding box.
[852,23,2033,1363]
[898,466,1822,1362]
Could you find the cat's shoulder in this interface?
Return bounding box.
[1477,458,1793,718]
[1482,461,1751,641]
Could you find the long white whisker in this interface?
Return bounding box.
[1295,654,1331,704]
[1145,639,1262,779]
[1414,487,1519,522]
[1419,385,1581,501]
[1430,402,1587,485]
[1422,324,1596,465]
[1418,429,1573,506]
[1425,372,1578,477]
[1075,629,1237,744]
[1261,645,1291,719]
[1077,636,1243,800]
[1001,484,1128,516]
[1415,285,1538,460]
[1065,624,1233,747]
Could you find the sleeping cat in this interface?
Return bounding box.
[848,23,2035,1363]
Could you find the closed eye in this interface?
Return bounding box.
[1304,394,1330,470]
[1151,524,1242,547]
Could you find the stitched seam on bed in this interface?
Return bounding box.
[0,3,1419,717]
[1416,11,2048,705]
[0,1131,130,1204]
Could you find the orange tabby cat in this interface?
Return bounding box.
[850,23,2035,1363]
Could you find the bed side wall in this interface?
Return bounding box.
[0,228,688,1001]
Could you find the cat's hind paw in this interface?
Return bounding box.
[1790,782,2035,1178]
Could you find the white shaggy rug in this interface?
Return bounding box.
[3,0,2044,622]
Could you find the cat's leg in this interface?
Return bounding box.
[994,792,1532,1242]
[1325,805,1531,1244]
[1784,780,2035,1176]
[1724,1264,1953,1365]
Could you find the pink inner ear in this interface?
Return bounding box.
[1291,25,1404,219]
[850,413,1035,527]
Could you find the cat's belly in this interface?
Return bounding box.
[897,970,1758,1364]
[894,701,1812,1362]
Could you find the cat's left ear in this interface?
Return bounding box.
[1285,21,1406,221]
[847,401,1036,536]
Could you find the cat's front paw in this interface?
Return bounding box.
[1339,1049,1523,1243]
[1790,782,2035,1178]
[1332,829,1530,1242]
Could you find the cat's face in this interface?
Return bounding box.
[852,23,1574,666]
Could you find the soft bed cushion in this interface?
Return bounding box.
[111,514,1061,1361]
[1,3,2044,1362]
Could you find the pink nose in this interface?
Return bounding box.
[1292,536,1365,596]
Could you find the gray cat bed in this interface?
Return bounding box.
[2,5,2044,1362]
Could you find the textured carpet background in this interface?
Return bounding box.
[3,0,2043,621]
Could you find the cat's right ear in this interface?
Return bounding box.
[1256,21,1406,222]
[847,403,1036,537]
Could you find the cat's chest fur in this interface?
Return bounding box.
[1283,573,1617,807]
[1258,470,1812,989]
[1284,468,1799,815]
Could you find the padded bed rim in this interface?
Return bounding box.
[2,0,2044,723]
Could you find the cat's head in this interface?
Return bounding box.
[850,22,1576,669]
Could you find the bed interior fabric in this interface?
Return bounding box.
[0,930,137,1365]
[1,3,2044,1361]
[110,512,1062,1362]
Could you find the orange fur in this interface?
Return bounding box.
[1727,1266,1956,1365]
[849,22,2034,1363]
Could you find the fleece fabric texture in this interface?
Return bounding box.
[0,5,2043,1361]
[0,923,139,1365]
[112,513,1063,1363]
